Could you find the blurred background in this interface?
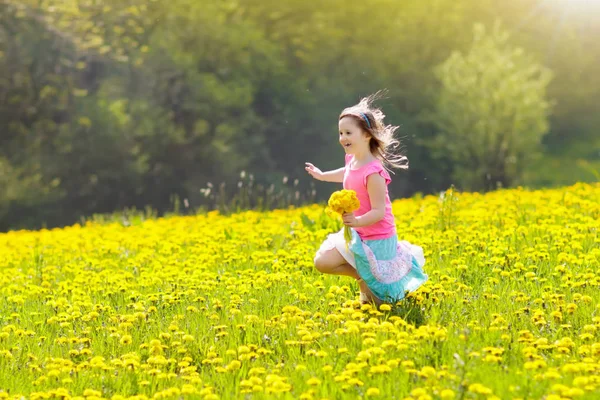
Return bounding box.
[1,0,599,231]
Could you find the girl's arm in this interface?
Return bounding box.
[343,174,386,227]
[305,163,345,183]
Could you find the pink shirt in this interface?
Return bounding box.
[343,154,396,240]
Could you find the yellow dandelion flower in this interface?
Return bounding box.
[468,383,492,395]
[327,190,360,245]
[119,335,132,345]
[306,377,321,386]
[226,360,241,371]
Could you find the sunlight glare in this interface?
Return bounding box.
[556,0,600,8]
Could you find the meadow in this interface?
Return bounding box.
[1,183,599,400]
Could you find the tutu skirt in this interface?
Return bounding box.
[319,228,428,302]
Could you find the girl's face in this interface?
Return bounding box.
[338,116,370,155]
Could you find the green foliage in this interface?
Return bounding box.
[437,186,460,232]
[427,23,553,191]
[523,157,600,188]
[0,0,599,230]
[0,158,61,227]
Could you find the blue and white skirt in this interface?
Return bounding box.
[319,228,428,302]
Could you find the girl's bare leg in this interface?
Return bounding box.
[314,248,384,305]
[357,279,383,306]
[313,248,360,279]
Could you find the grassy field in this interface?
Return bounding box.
[1,183,599,400]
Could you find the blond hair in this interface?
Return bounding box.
[339,91,408,171]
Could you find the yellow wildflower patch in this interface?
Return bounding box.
[0,183,599,398]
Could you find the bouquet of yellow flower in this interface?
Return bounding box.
[327,189,360,246]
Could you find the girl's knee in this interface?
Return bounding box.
[313,252,329,273]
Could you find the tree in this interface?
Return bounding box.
[427,23,553,191]
[1,0,598,231]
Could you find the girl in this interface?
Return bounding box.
[305,94,427,305]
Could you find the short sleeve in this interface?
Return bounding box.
[363,162,392,186]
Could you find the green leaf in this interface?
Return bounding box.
[300,213,315,229]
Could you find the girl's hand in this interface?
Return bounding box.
[342,212,359,227]
[305,162,323,181]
